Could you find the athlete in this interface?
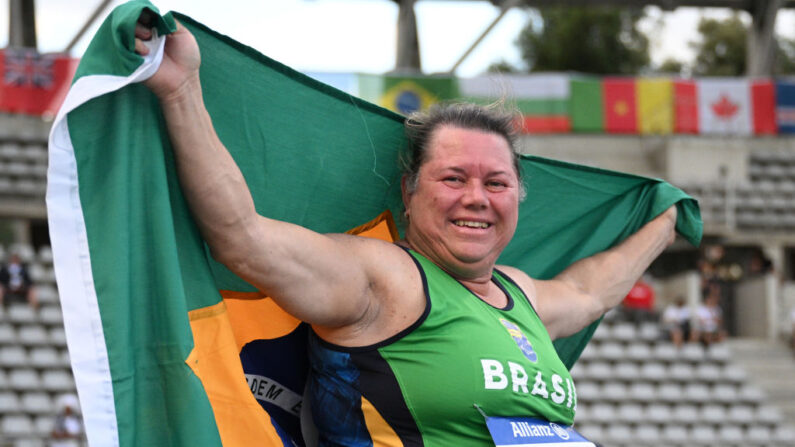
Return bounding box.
[135,18,677,446]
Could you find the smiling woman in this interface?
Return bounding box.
[135,13,679,445]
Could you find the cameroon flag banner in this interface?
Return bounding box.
[47,2,702,446]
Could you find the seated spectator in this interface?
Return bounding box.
[693,282,726,346]
[0,253,37,309]
[661,297,690,347]
[51,394,83,447]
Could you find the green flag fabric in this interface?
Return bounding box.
[47,2,701,446]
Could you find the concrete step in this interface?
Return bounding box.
[728,338,795,427]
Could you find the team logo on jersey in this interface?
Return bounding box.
[549,422,570,440]
[499,318,537,363]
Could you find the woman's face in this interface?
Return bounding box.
[402,125,521,279]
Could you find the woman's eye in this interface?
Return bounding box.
[444,177,463,184]
[486,181,507,189]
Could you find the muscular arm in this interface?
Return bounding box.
[135,21,412,332]
[506,207,677,340]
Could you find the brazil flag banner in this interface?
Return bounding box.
[47,1,701,446]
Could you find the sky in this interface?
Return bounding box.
[6,0,795,77]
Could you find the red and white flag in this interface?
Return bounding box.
[697,78,752,135]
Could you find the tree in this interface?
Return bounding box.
[516,8,650,74]
[691,13,795,76]
[658,58,685,76]
[691,14,747,76]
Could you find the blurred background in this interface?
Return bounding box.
[1,0,795,446]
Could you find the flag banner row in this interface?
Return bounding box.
[343,73,795,136]
[48,2,701,446]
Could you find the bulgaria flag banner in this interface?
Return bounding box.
[697,78,752,135]
[47,2,702,446]
[459,74,571,133]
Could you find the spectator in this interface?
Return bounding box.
[693,282,726,346]
[51,394,82,447]
[622,278,656,323]
[0,253,37,309]
[661,296,690,347]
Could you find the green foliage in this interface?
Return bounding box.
[691,14,747,76]
[517,7,650,74]
[777,36,795,74]
[658,58,685,76]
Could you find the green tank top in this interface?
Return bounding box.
[308,248,577,446]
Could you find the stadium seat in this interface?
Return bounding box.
[625,342,651,362]
[9,243,35,263]
[652,343,678,362]
[604,423,633,444]
[616,403,643,424]
[9,369,41,391]
[575,381,599,402]
[575,423,603,442]
[38,306,63,326]
[644,402,671,424]
[0,346,29,368]
[694,363,721,383]
[588,403,616,423]
[577,343,598,362]
[0,323,18,345]
[689,425,717,445]
[33,414,54,437]
[585,361,612,382]
[0,369,8,389]
[712,383,739,404]
[671,403,699,424]
[726,404,754,423]
[610,323,637,342]
[7,305,37,324]
[637,322,660,342]
[755,405,783,424]
[1,414,34,437]
[638,362,666,382]
[745,425,772,445]
[18,325,49,347]
[591,324,610,342]
[14,437,46,447]
[655,382,684,403]
[721,364,747,383]
[627,382,656,402]
[717,425,745,444]
[667,363,694,382]
[700,403,727,424]
[774,425,795,444]
[601,342,628,362]
[20,392,53,415]
[48,327,67,347]
[600,382,628,402]
[0,391,21,413]
[661,424,688,444]
[738,385,765,404]
[35,285,58,305]
[36,246,53,264]
[633,423,660,444]
[680,343,705,362]
[28,347,60,369]
[40,370,74,392]
[613,361,639,381]
[682,382,711,403]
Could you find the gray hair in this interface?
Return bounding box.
[401,102,526,201]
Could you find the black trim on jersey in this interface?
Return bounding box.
[312,245,431,353]
[350,349,425,447]
[494,268,537,314]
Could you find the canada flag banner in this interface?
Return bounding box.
[697,78,752,135]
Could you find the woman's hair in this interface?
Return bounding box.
[401,102,525,200]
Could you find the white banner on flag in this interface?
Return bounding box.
[459,74,570,99]
[697,78,752,135]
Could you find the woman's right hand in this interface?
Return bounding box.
[134,11,201,101]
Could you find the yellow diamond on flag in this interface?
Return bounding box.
[380,80,439,115]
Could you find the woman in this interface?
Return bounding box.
[135,19,676,446]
